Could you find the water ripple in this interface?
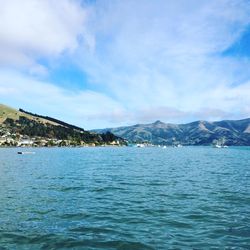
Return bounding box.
[0,147,249,249]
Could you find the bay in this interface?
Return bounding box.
[0,147,249,249]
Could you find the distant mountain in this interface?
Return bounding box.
[93,119,250,146]
[0,104,124,147]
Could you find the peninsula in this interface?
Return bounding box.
[0,104,125,147]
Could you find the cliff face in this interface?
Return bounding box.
[0,104,124,146]
[94,119,250,146]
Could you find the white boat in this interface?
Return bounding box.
[17,151,35,154]
[213,137,228,148]
[213,144,229,148]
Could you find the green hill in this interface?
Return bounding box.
[0,104,124,147]
[0,104,59,126]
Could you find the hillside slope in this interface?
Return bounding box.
[94,119,250,146]
[0,104,124,146]
[0,104,59,125]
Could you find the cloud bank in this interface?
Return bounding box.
[0,0,91,74]
[0,0,250,128]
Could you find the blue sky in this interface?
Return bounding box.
[0,0,250,129]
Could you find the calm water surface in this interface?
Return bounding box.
[0,147,249,249]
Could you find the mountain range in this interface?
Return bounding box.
[1,103,250,146]
[94,119,250,146]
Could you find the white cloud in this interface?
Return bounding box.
[0,0,250,128]
[73,0,250,124]
[0,70,124,129]
[0,0,92,73]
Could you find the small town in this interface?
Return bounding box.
[0,127,121,147]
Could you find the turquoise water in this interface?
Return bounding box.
[0,147,249,249]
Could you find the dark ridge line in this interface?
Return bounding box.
[19,109,85,132]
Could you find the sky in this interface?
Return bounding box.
[0,0,250,129]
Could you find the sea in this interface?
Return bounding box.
[0,146,249,249]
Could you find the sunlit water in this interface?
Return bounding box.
[0,147,249,249]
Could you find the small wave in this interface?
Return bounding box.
[69,226,116,234]
[166,220,193,229]
[58,186,85,192]
[59,212,90,220]
[0,231,154,249]
[41,238,154,250]
[91,186,125,192]
[31,209,56,215]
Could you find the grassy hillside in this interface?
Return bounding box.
[0,104,58,126]
[0,104,125,146]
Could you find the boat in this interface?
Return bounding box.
[213,137,229,148]
[213,143,228,148]
[17,151,35,154]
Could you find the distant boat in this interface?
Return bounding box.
[213,137,228,148]
[163,146,167,149]
[136,144,145,148]
[17,151,35,154]
[213,144,228,148]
